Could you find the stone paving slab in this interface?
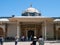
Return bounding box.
[1,42,60,45]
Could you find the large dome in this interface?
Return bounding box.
[22,6,41,16]
[25,7,39,13]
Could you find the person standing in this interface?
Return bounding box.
[15,35,19,45]
[32,36,37,45]
[21,35,25,41]
[38,36,44,45]
[0,36,4,45]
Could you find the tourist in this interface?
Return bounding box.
[32,36,37,45]
[15,35,19,45]
[21,35,25,41]
[0,36,4,45]
[38,36,44,45]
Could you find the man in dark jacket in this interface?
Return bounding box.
[0,36,4,45]
[32,36,37,45]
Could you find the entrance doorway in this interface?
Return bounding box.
[28,30,34,40]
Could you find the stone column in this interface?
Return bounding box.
[19,23,21,38]
[35,24,36,36]
[17,22,20,38]
[2,23,6,38]
[4,23,7,38]
[44,21,47,40]
[42,22,44,38]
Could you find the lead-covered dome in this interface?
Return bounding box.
[25,7,39,13]
[22,6,41,16]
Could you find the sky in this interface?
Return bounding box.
[0,0,60,17]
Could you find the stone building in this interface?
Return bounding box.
[0,6,60,40]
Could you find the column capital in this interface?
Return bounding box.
[17,22,20,25]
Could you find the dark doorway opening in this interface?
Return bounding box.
[28,30,34,40]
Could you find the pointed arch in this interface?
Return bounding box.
[0,27,4,37]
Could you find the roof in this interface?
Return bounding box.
[14,16,52,18]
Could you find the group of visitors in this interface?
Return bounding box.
[31,36,44,45]
[15,35,38,45]
[20,35,37,41]
[0,35,44,45]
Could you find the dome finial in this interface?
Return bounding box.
[30,3,32,7]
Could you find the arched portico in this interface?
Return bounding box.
[0,27,4,37]
[20,22,42,38]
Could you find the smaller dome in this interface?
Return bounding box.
[54,19,60,22]
[25,7,39,13]
[0,18,9,21]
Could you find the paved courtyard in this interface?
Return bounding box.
[0,41,60,45]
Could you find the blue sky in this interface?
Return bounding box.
[0,0,60,17]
